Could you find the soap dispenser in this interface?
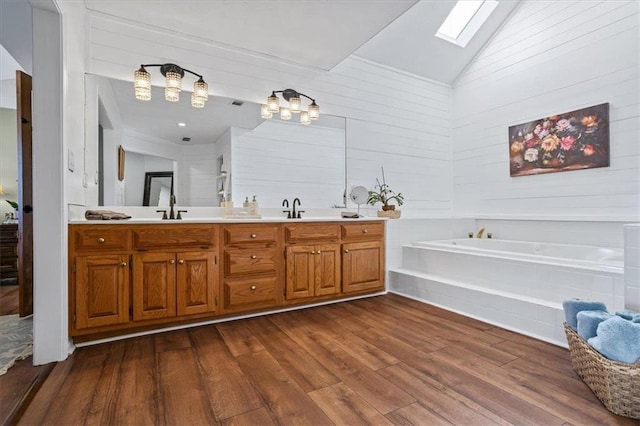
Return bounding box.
[243,196,250,208]
[250,195,259,216]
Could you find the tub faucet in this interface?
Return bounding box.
[476,227,485,238]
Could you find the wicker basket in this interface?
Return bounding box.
[563,323,640,419]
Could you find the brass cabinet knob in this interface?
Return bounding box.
[311,250,316,254]
[251,255,257,259]
[317,250,321,254]
[97,237,105,243]
[363,229,368,234]
[344,249,349,253]
[250,285,257,290]
[170,259,175,264]
[120,262,127,267]
[251,234,257,238]
[178,259,184,264]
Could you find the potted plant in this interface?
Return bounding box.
[367,167,404,219]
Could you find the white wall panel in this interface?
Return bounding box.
[452,0,640,220]
[86,13,452,216]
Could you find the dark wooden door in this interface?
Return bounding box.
[16,70,33,317]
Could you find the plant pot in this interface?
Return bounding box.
[382,205,396,211]
[377,209,401,219]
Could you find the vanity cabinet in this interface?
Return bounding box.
[221,224,283,313]
[69,219,384,341]
[341,223,385,294]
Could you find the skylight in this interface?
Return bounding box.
[435,0,498,48]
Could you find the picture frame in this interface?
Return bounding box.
[117,145,125,181]
[508,103,609,177]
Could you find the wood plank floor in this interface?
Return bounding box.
[0,284,19,316]
[18,294,638,425]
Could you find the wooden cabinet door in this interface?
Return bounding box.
[132,252,176,321]
[342,241,384,293]
[176,251,217,316]
[286,245,315,299]
[315,244,340,296]
[75,255,129,329]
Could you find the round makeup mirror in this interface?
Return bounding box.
[349,185,369,217]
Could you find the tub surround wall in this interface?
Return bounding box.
[451,1,640,220]
[624,224,640,311]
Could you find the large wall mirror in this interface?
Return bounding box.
[85,74,346,209]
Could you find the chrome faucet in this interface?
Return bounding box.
[169,194,176,219]
[292,198,304,219]
[476,227,485,238]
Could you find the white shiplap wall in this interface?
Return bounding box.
[233,120,345,208]
[179,143,217,207]
[86,13,452,216]
[451,0,640,219]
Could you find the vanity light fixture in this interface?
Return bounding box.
[133,63,209,108]
[262,89,320,125]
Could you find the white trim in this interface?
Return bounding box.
[348,56,452,88]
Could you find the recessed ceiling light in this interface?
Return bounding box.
[435,0,498,48]
[177,122,187,127]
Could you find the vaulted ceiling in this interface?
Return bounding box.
[84,0,521,84]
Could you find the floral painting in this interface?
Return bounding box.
[509,103,609,177]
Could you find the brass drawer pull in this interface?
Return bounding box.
[251,255,257,259]
[250,285,257,290]
[344,249,349,253]
[363,229,368,234]
[251,234,257,239]
[311,250,316,254]
[120,262,127,267]
[170,259,175,264]
[178,259,184,264]
[317,250,321,254]
[97,237,105,243]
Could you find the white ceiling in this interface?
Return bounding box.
[108,77,264,145]
[84,0,418,70]
[84,0,519,85]
[354,0,520,84]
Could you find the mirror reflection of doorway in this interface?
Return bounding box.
[143,171,173,207]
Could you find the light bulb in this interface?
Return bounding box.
[280,107,292,120]
[165,86,180,102]
[300,110,311,125]
[267,92,280,112]
[261,104,273,119]
[308,101,320,120]
[289,95,301,113]
[165,71,182,91]
[134,67,151,101]
[193,78,208,101]
[191,92,205,108]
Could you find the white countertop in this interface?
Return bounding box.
[69,217,386,225]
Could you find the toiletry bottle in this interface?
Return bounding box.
[243,196,250,208]
[250,195,259,216]
[225,198,233,217]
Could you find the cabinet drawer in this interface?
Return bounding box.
[224,277,278,310]
[285,224,340,243]
[224,225,278,245]
[224,247,278,277]
[341,222,384,241]
[133,225,216,249]
[74,227,130,252]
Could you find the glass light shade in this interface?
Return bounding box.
[165,71,182,91]
[191,92,205,108]
[289,96,301,113]
[134,67,151,101]
[165,86,180,102]
[280,107,292,121]
[308,102,320,120]
[261,104,273,119]
[194,79,208,101]
[300,110,311,125]
[267,93,280,112]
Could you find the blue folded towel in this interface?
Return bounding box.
[563,299,608,330]
[615,310,638,321]
[633,314,640,324]
[577,310,612,340]
[588,316,640,364]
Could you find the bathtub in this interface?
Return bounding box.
[413,239,624,272]
[390,238,625,347]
